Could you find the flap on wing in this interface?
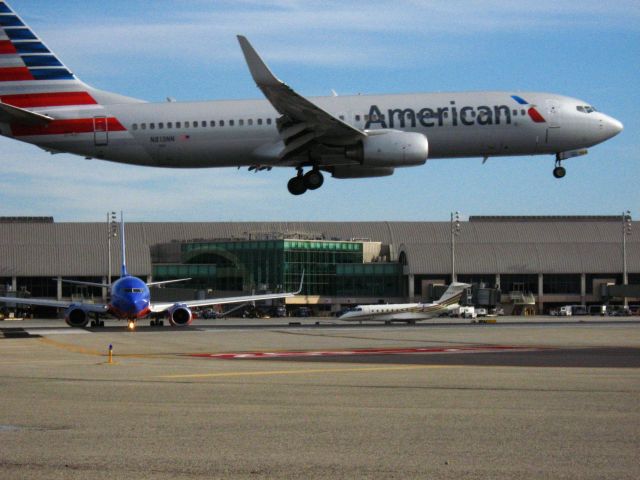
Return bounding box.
[0,101,53,126]
[237,36,365,159]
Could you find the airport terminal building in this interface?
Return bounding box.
[0,215,638,315]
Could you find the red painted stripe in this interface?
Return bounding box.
[187,345,542,360]
[0,40,17,54]
[528,107,546,123]
[11,117,127,137]
[0,92,98,108]
[0,67,33,82]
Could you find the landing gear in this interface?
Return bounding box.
[150,319,164,327]
[287,168,324,195]
[553,156,566,179]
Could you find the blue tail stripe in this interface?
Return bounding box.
[21,55,63,67]
[29,68,75,80]
[0,4,12,14]
[14,42,50,54]
[0,15,23,27]
[6,28,37,40]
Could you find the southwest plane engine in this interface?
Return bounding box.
[344,130,429,171]
[168,304,193,327]
[64,305,90,328]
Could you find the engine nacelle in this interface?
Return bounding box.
[65,305,90,328]
[346,130,428,167]
[168,304,193,327]
[331,165,395,179]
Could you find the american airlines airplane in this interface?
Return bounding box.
[0,213,303,330]
[339,283,470,323]
[0,2,624,195]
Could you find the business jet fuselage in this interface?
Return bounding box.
[0,1,624,195]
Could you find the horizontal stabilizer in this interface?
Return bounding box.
[0,101,53,126]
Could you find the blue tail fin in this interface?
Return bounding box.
[120,212,128,277]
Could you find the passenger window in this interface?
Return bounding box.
[150,123,155,130]
[132,124,138,130]
[248,119,253,126]
[167,122,173,129]
[193,122,198,128]
[219,120,225,127]
[185,121,190,128]
[339,115,345,120]
[355,115,361,121]
[521,109,526,116]
[141,123,146,130]
[512,110,518,116]
[158,122,164,129]
[230,120,235,126]
[210,120,215,127]
[267,118,272,125]
[257,119,263,125]
[239,119,244,126]
[176,122,181,128]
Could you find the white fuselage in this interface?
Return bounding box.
[1,91,622,169]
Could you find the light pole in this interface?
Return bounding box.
[451,211,461,283]
[107,211,118,286]
[622,210,632,307]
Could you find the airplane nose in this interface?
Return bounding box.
[603,115,624,139]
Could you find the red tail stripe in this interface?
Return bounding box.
[0,67,34,82]
[11,118,127,137]
[0,40,17,54]
[0,92,98,108]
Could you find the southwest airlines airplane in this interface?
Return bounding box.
[339,282,470,323]
[0,214,303,329]
[0,2,624,195]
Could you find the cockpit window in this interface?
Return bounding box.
[577,105,597,114]
[124,288,144,293]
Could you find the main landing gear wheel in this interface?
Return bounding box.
[553,166,566,178]
[303,170,324,190]
[287,175,307,195]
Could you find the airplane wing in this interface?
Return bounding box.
[0,296,108,313]
[237,36,365,160]
[149,272,304,313]
[0,101,53,126]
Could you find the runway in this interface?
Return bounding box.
[0,318,639,479]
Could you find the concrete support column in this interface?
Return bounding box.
[56,276,62,301]
[580,273,587,306]
[538,273,544,313]
[11,276,16,291]
[495,273,501,290]
[102,276,108,302]
[408,274,415,301]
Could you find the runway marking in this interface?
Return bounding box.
[38,337,104,356]
[186,345,541,360]
[159,364,455,379]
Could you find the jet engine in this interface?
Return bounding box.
[346,130,429,167]
[64,305,90,328]
[168,304,193,327]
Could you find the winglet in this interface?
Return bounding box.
[237,35,282,88]
[295,270,305,295]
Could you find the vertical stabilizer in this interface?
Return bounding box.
[0,1,141,107]
[120,212,128,277]
[436,282,470,305]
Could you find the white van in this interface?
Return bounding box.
[558,305,573,316]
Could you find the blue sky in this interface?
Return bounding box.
[0,0,638,222]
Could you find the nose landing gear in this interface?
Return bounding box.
[553,155,566,179]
